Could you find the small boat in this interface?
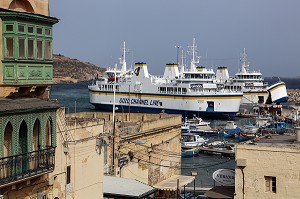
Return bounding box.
[235,132,255,141]
[223,131,235,138]
[224,121,241,134]
[259,121,287,135]
[181,148,200,158]
[181,133,209,149]
[182,116,219,136]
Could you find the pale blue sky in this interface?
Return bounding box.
[50,0,300,77]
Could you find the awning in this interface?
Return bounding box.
[154,175,195,191]
[205,186,234,199]
[103,176,156,198]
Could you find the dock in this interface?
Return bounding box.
[182,146,235,157]
[197,146,235,157]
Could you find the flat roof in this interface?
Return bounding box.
[240,134,300,149]
[154,175,195,191]
[0,98,61,114]
[103,176,156,198]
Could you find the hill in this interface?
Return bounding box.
[53,54,105,84]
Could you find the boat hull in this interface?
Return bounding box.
[90,91,242,119]
[267,82,288,103]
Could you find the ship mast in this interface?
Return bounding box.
[188,38,200,72]
[240,48,249,74]
[120,41,128,73]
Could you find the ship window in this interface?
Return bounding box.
[182,88,187,93]
[178,88,181,94]
[265,176,276,193]
[174,88,177,93]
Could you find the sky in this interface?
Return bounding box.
[50,0,300,77]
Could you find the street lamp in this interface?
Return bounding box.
[175,46,181,65]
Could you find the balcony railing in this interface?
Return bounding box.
[0,147,55,186]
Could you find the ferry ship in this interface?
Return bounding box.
[88,41,243,119]
[216,48,288,105]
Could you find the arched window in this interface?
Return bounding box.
[3,122,13,157]
[2,122,13,178]
[46,118,52,147]
[32,119,41,151]
[9,0,35,13]
[18,120,28,154]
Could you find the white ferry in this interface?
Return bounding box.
[88,41,243,119]
[216,48,288,104]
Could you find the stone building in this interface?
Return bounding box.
[67,112,193,198]
[0,1,60,198]
[235,134,300,199]
[53,108,104,199]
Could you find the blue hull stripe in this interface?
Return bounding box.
[91,103,237,119]
[273,96,288,103]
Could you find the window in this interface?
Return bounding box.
[67,166,71,184]
[18,24,25,33]
[3,22,53,61]
[45,28,51,36]
[28,39,34,58]
[6,24,14,32]
[28,26,34,34]
[6,38,14,58]
[37,27,43,35]
[45,40,52,59]
[19,38,25,58]
[37,40,43,59]
[265,176,276,193]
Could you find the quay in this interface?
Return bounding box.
[197,146,235,157]
[183,146,235,157]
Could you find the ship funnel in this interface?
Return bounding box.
[216,67,230,82]
[163,63,179,79]
[134,62,149,78]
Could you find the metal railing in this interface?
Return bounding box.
[0,147,55,186]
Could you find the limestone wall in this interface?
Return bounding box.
[53,108,104,199]
[235,144,300,199]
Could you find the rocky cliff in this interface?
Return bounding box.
[53,54,105,84]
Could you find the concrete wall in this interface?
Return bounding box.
[52,108,105,199]
[235,144,300,199]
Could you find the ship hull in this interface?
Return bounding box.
[241,91,269,104]
[267,82,288,103]
[89,90,242,119]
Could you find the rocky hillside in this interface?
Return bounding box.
[53,54,105,84]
